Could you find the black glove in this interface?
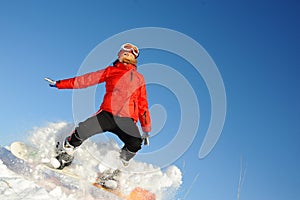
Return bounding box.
[142,132,150,146]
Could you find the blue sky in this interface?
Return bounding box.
[0,0,299,199]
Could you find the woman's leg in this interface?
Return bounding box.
[67,110,115,147]
[112,117,143,163]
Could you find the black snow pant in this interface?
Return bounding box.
[67,110,143,153]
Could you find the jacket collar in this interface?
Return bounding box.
[114,61,136,70]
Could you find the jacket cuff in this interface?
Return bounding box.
[142,126,151,133]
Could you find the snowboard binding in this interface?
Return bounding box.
[119,146,136,167]
[51,140,75,170]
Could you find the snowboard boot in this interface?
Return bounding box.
[95,169,121,189]
[119,146,136,167]
[62,136,77,155]
[51,137,76,169]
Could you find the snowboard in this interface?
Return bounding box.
[10,141,119,188]
[8,141,156,200]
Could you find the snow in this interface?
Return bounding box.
[0,122,182,200]
[0,159,76,200]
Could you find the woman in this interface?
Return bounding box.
[45,43,151,169]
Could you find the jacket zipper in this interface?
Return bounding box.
[134,101,136,113]
[143,111,147,124]
[130,71,133,81]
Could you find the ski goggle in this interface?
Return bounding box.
[120,43,139,58]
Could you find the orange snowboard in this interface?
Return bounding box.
[93,183,156,200]
[126,187,156,200]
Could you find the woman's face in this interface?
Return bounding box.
[118,50,137,65]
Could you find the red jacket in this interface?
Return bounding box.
[56,62,151,133]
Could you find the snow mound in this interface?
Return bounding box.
[0,159,76,200]
[1,121,182,200]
